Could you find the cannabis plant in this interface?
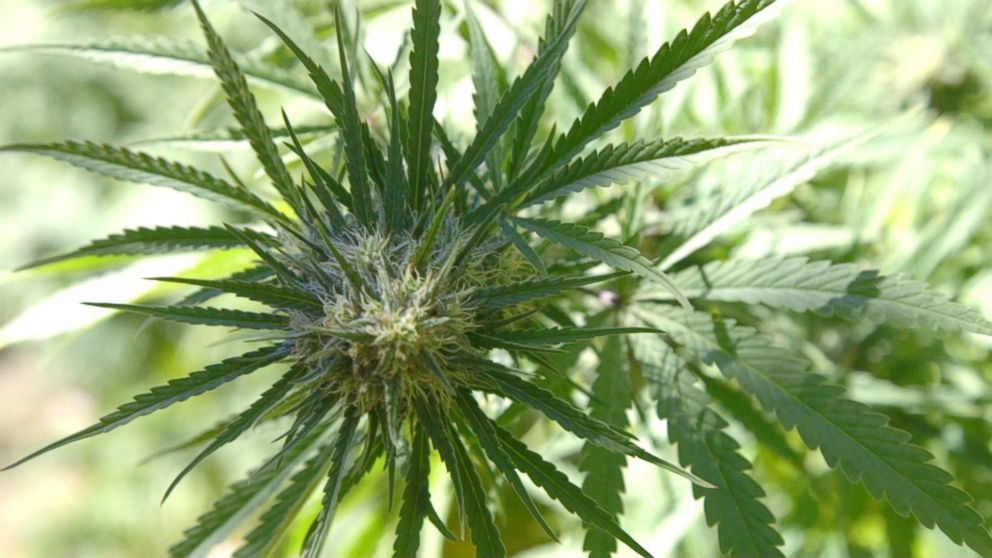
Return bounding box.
[5,0,992,557]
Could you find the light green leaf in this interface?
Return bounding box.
[2,38,318,98]
[632,336,784,558]
[640,257,992,335]
[513,217,690,310]
[392,428,431,558]
[635,306,992,558]
[658,130,870,271]
[579,335,630,558]
[405,0,442,209]
[523,136,781,207]
[301,410,361,558]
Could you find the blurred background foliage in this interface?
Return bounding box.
[1,0,990,556]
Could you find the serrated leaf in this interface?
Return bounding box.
[427,404,506,557]
[505,0,585,181]
[513,217,690,310]
[639,257,992,335]
[162,367,303,503]
[131,124,336,152]
[192,0,299,209]
[3,38,318,98]
[443,0,585,191]
[464,0,505,190]
[579,335,630,558]
[636,306,992,557]
[477,326,659,349]
[499,217,547,276]
[88,302,289,330]
[301,410,361,558]
[658,131,870,271]
[405,0,442,209]
[524,136,779,207]
[5,345,288,470]
[528,0,787,181]
[476,366,702,486]
[470,271,626,310]
[632,336,784,558]
[1,142,283,219]
[392,427,431,558]
[153,276,321,310]
[232,425,340,558]
[18,226,241,271]
[454,390,559,542]
[169,420,331,558]
[491,422,654,558]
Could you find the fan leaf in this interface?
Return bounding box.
[641,257,992,335]
[636,306,992,557]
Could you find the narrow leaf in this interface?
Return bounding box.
[1,142,282,219]
[18,226,241,271]
[87,302,289,330]
[5,345,287,470]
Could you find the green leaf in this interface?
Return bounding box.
[476,326,659,349]
[470,271,626,310]
[5,345,288,470]
[636,306,992,557]
[232,424,341,558]
[301,410,362,558]
[162,367,303,503]
[329,9,376,226]
[476,366,702,486]
[528,0,786,181]
[579,335,631,558]
[491,422,653,558]
[87,302,289,330]
[405,0,442,209]
[236,0,335,71]
[499,217,547,276]
[152,276,321,311]
[17,226,241,271]
[513,217,690,310]
[192,0,299,208]
[1,142,282,220]
[632,336,784,558]
[523,136,779,207]
[2,38,318,98]
[424,402,505,557]
[175,266,272,309]
[464,0,505,190]
[640,257,992,335]
[169,420,331,558]
[443,0,586,191]
[658,131,870,271]
[131,124,337,152]
[506,0,586,181]
[454,390,559,542]
[392,427,431,558]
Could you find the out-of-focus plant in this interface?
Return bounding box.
[4,1,992,557]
